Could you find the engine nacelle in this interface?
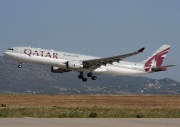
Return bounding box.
[67,61,83,69]
[51,66,70,73]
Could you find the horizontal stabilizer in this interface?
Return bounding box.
[151,65,177,72]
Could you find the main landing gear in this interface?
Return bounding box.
[18,61,22,68]
[78,72,87,82]
[78,72,97,82]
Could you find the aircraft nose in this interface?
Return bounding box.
[4,51,8,55]
[4,51,10,56]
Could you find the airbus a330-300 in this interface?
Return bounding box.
[4,45,176,82]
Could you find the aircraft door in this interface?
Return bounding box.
[19,48,23,54]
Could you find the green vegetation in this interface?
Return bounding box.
[0,107,180,118]
[0,95,179,118]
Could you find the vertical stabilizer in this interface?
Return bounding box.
[141,45,171,72]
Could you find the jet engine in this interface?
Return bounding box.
[51,66,70,73]
[66,61,83,69]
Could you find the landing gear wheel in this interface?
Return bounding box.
[82,78,87,82]
[18,65,22,68]
[87,73,92,77]
[92,76,97,80]
[78,75,83,79]
[18,61,22,68]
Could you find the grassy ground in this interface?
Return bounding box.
[0,94,180,118]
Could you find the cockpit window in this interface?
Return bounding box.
[7,48,14,50]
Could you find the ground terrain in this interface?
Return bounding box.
[0,94,179,108]
[0,95,179,118]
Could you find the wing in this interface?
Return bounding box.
[82,47,145,69]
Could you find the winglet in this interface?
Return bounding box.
[138,47,145,52]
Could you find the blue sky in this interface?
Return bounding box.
[0,0,180,82]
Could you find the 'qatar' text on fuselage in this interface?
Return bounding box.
[24,49,58,59]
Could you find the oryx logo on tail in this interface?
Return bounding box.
[143,45,171,72]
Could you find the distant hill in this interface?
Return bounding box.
[0,56,180,94]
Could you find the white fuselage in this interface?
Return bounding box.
[4,47,147,76]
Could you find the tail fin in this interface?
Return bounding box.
[141,45,171,72]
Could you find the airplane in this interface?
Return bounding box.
[4,45,176,82]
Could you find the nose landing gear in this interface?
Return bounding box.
[18,61,22,68]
